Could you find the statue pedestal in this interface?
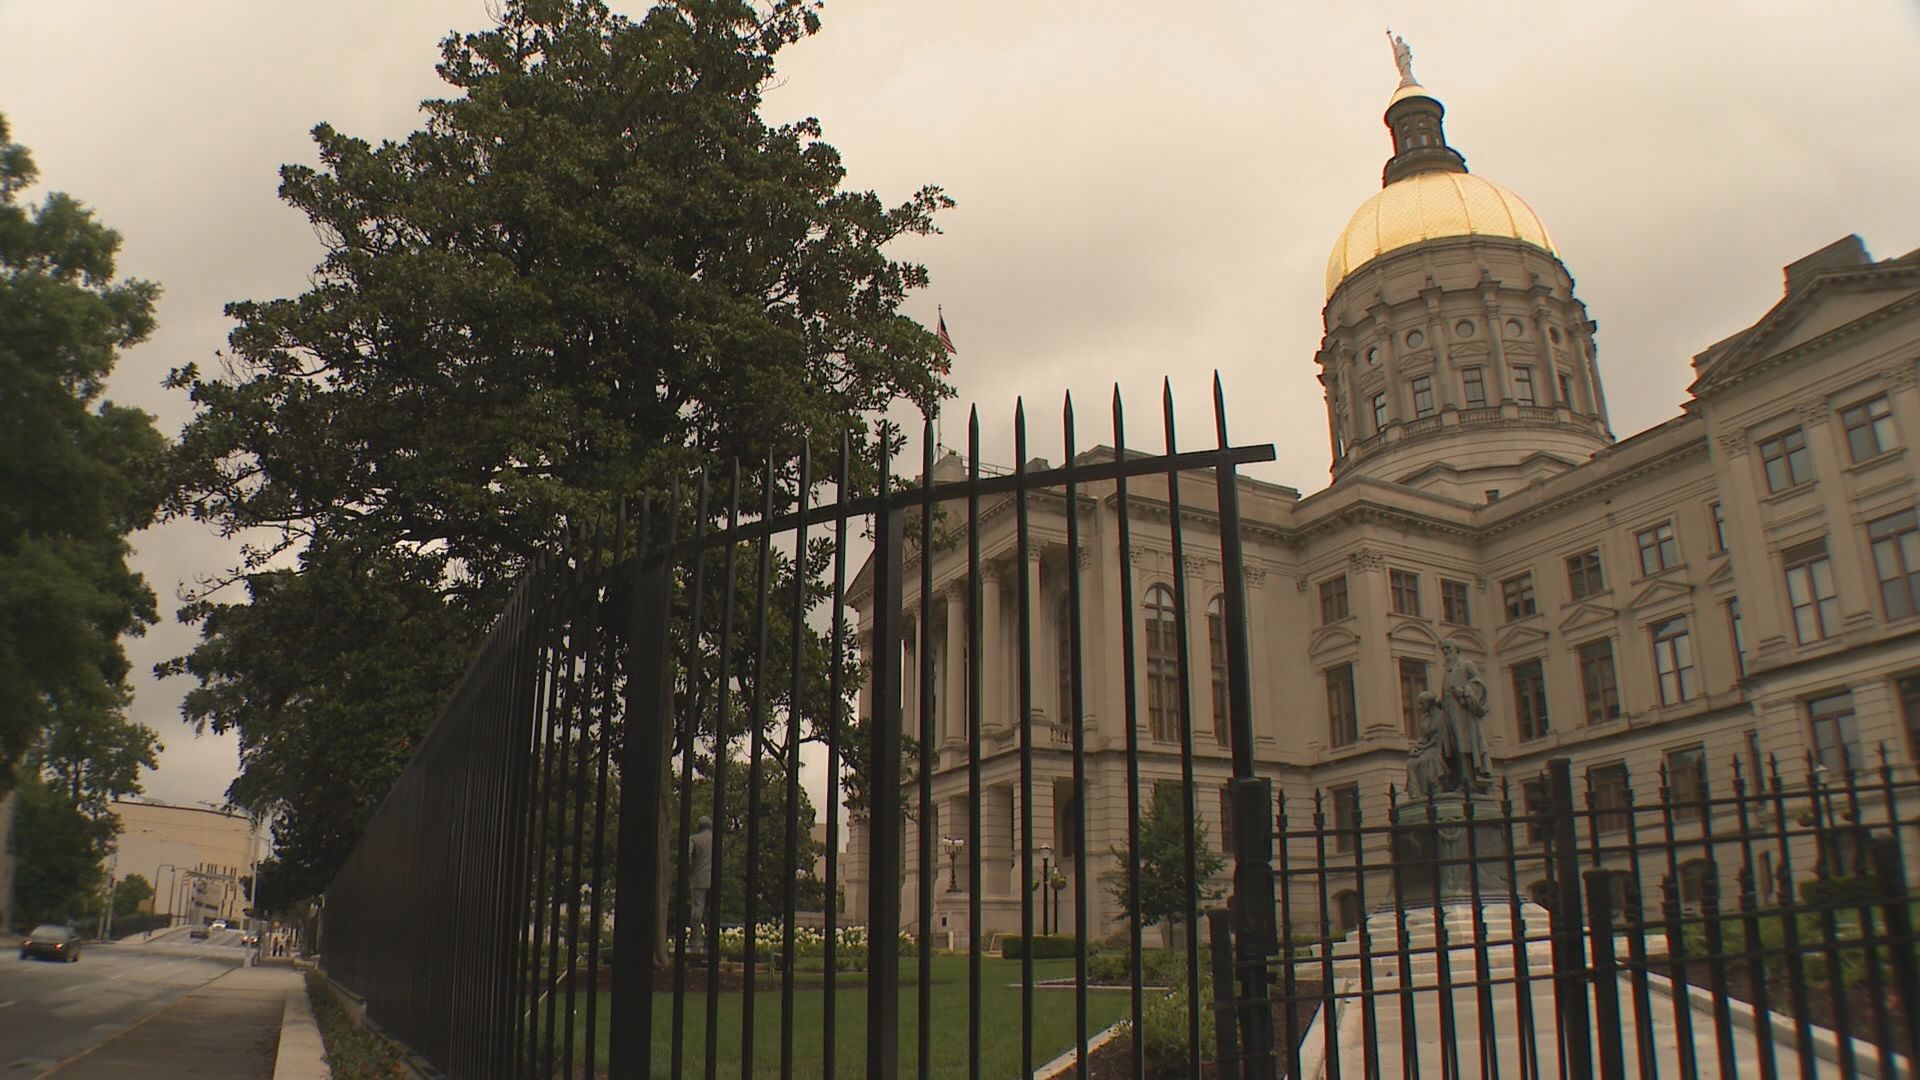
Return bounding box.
[1389,793,1509,909]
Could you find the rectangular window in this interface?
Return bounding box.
[1208,598,1230,749]
[1868,510,1920,620]
[1411,375,1435,418]
[1666,744,1708,822]
[1759,427,1814,492]
[1371,392,1388,434]
[1332,784,1361,853]
[1807,691,1860,774]
[1512,658,1550,741]
[1398,658,1430,737]
[1842,395,1897,462]
[1319,575,1350,624]
[1636,521,1679,576]
[1522,777,1549,843]
[1745,730,1765,791]
[1461,367,1487,408]
[1652,616,1697,705]
[1710,502,1727,553]
[1557,371,1574,406]
[1577,638,1621,724]
[1501,572,1537,622]
[1513,366,1537,406]
[1901,676,1920,774]
[1389,569,1421,616]
[1326,664,1357,748]
[1566,548,1606,600]
[1441,578,1471,625]
[1589,762,1631,834]
[1728,598,1747,678]
[1783,539,1841,643]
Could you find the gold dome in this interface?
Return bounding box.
[1325,171,1557,298]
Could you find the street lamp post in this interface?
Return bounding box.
[1037,844,1053,936]
[941,836,966,894]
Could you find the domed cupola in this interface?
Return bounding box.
[1314,34,1615,499]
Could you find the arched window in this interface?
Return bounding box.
[1145,585,1180,742]
[1207,596,1230,748]
[1055,596,1074,730]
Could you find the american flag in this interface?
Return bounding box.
[935,308,957,372]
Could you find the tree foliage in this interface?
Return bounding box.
[162,0,951,898]
[1104,783,1227,931]
[673,753,826,924]
[0,113,167,796]
[11,771,112,926]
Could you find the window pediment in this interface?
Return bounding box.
[1309,624,1361,658]
[1628,576,1694,612]
[1495,620,1550,652]
[1557,602,1618,635]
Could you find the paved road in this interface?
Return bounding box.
[0,938,244,1075]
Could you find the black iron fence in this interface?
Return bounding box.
[322,378,1289,1078]
[321,375,1920,1079]
[1248,752,1920,1080]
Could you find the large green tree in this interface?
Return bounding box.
[164,0,950,902]
[0,114,168,796]
[1104,783,1227,946]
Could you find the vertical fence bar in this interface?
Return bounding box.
[914,419,936,1080]
[1210,908,1243,1080]
[1162,379,1204,1079]
[1806,759,1858,1078]
[1425,791,1461,1080]
[1313,791,1342,1080]
[612,497,679,1077]
[780,444,811,1080]
[866,423,905,1080]
[822,434,852,1080]
[1498,779,1541,1080]
[1840,760,1898,1066]
[1279,789,1308,1080]
[965,410,985,1080]
[1693,771,1738,1075]
[1585,870,1626,1080]
[1213,372,1277,1079]
[1654,765,1700,1080]
[1763,755,1818,1079]
[1387,788,1422,1080]
[1728,760,1776,1080]
[1614,778,1658,1080]
[1063,394,1091,1071]
[583,510,628,1074]
[561,523,605,1080]
[1349,794,1381,1080]
[671,477,713,1079]
[740,453,779,1079]
[1462,788,1499,1080]
[1873,833,1920,1065]
[1111,387,1147,1079]
[1546,757,1593,1080]
[706,467,744,1080]
[1014,401,1036,1080]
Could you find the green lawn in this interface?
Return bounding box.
[563,954,1132,1077]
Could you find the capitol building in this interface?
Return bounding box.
[842,57,1920,942]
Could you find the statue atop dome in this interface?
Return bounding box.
[1386,30,1416,86]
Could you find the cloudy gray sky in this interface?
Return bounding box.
[3,1,1917,812]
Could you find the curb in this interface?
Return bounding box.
[276,969,332,1080]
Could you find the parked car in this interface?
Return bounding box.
[20,924,81,962]
[189,926,210,940]
[210,919,229,932]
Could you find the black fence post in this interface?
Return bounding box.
[865,431,906,1080]
[1547,757,1593,1078]
[1583,869,1625,1080]
[1209,907,1243,1080]
[610,544,675,1077]
[1214,376,1277,1080]
[1873,834,1920,1063]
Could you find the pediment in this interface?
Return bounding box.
[1448,340,1490,359]
[1557,602,1619,635]
[1494,619,1549,652]
[1387,617,1443,650]
[1704,557,1736,587]
[1628,576,1693,611]
[1309,624,1360,657]
[1691,267,1920,395]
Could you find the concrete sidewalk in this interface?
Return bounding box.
[43,961,329,1079]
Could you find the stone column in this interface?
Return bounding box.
[979,560,1005,733]
[944,584,967,745]
[1423,289,1456,411]
[1373,310,1403,429]
[1024,547,1046,731]
[1577,319,1612,433]
[1481,293,1513,404]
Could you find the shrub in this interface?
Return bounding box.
[1135,976,1216,1076]
[1000,933,1076,960]
[1087,947,1188,986]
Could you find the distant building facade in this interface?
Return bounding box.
[842,67,1920,943]
[111,799,261,925]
